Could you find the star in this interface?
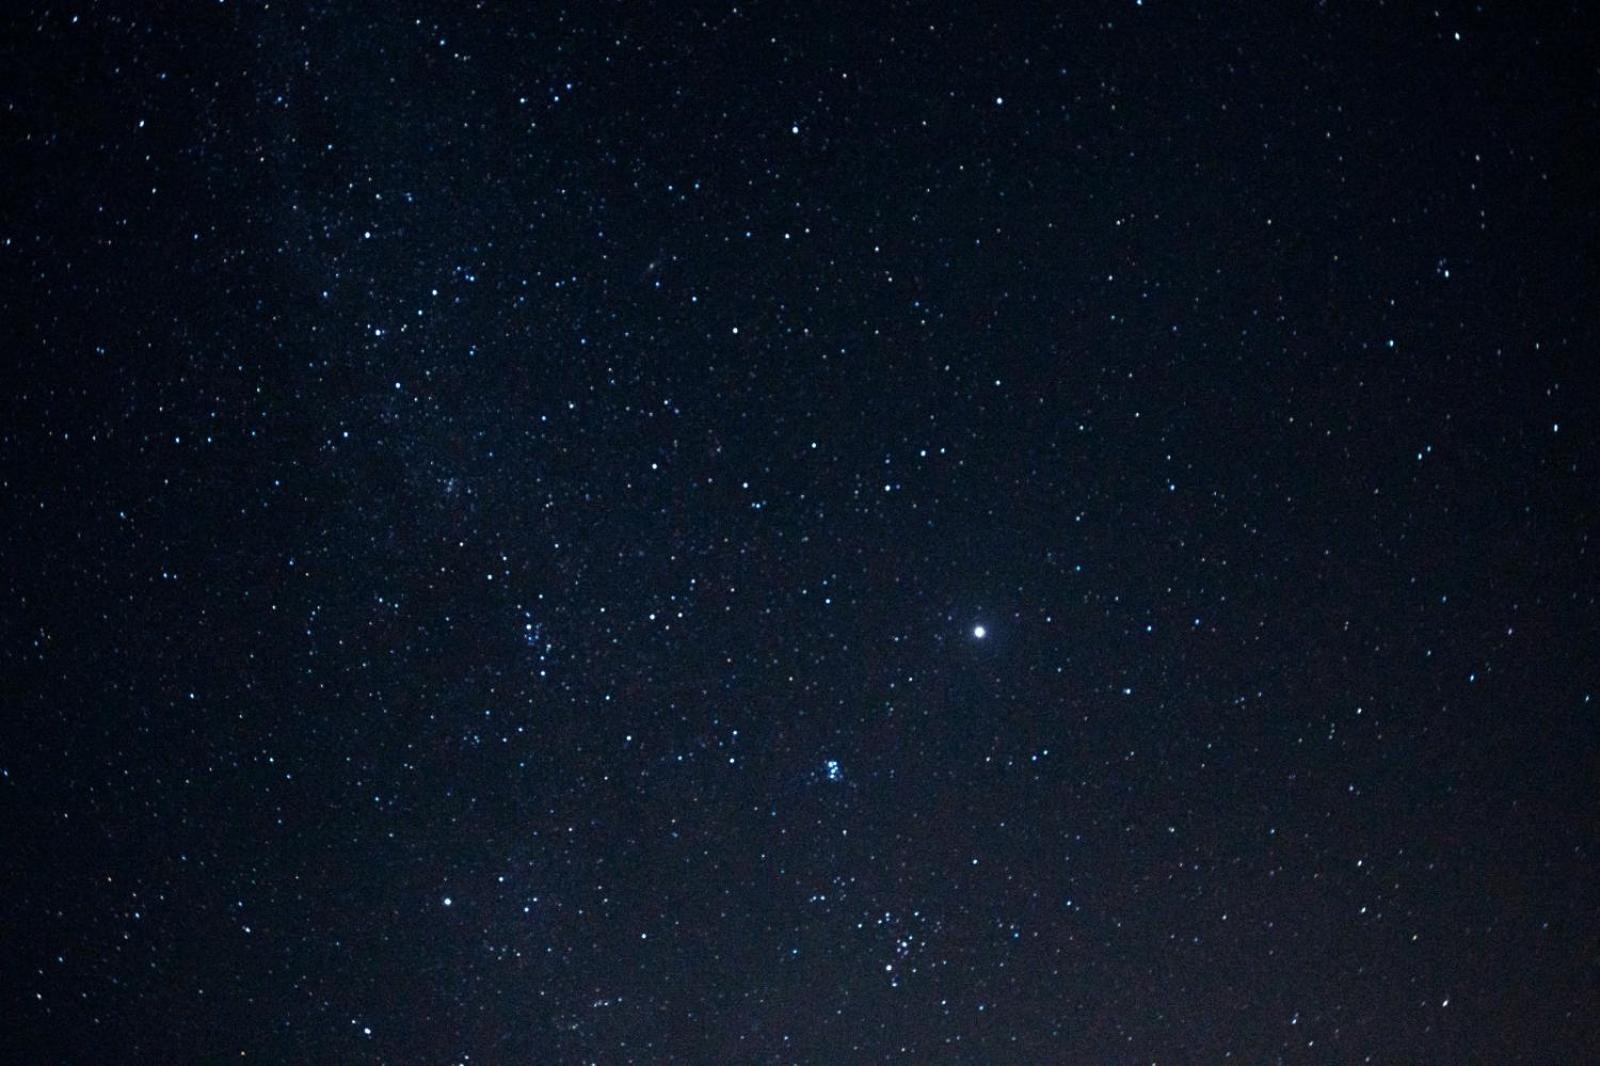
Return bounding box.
[972,625,986,639]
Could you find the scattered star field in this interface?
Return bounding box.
[3,1,1597,1061]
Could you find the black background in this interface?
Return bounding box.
[3,1,1597,1060]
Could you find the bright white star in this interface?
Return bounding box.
[972,625,987,639]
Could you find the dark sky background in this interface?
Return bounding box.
[4,1,1598,1061]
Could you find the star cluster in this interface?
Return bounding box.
[3,1,1597,1061]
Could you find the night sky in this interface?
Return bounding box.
[4,2,1598,1062]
